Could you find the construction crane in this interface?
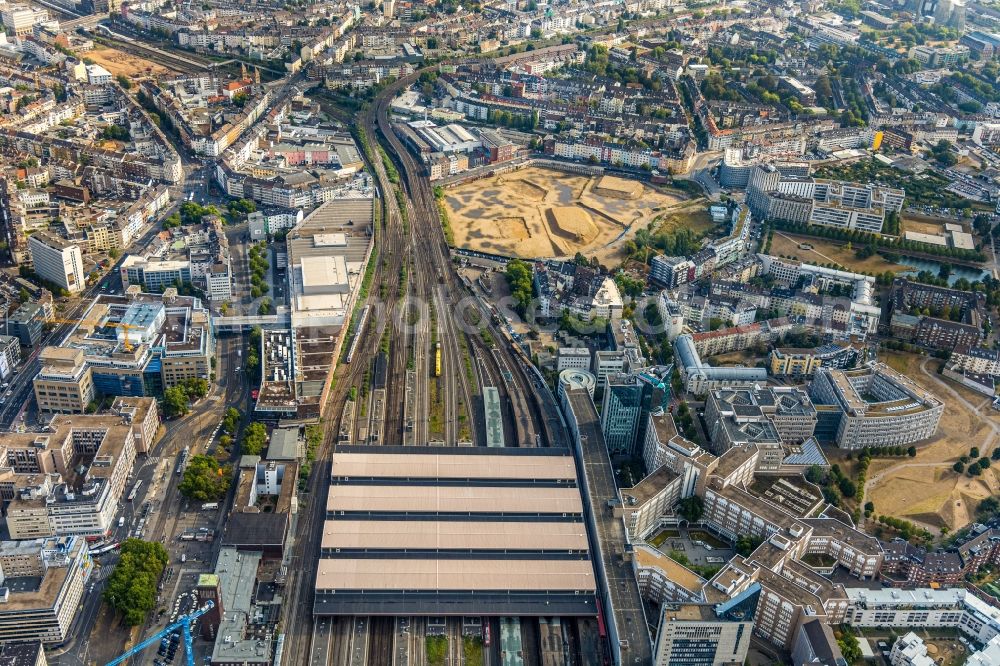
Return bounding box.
[105,600,215,666]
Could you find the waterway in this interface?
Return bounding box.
[894,256,991,286]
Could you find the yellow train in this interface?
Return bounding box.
[434,342,442,377]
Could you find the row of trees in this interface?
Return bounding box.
[674,402,699,442]
[770,218,986,263]
[249,245,270,299]
[874,514,934,544]
[103,539,169,626]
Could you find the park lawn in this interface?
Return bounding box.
[769,231,907,275]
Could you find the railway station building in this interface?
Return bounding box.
[313,448,597,617]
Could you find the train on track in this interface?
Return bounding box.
[344,305,370,364]
[434,341,442,377]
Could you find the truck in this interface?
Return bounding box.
[201,502,219,511]
[181,554,187,563]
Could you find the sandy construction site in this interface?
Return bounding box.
[867,353,1000,532]
[444,167,681,260]
[86,47,179,79]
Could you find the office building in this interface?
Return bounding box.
[34,291,214,404]
[27,233,84,295]
[6,301,49,348]
[0,642,47,666]
[809,363,944,450]
[33,348,95,414]
[0,537,90,645]
[119,256,193,292]
[674,334,767,395]
[556,347,591,372]
[747,164,904,234]
[601,374,644,457]
[601,372,670,458]
[652,604,752,666]
[1,5,48,37]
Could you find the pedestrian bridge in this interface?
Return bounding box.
[212,312,291,331]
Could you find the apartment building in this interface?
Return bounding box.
[913,316,982,350]
[0,335,21,381]
[650,255,694,288]
[950,346,1000,376]
[846,587,1000,644]
[809,363,944,450]
[0,536,89,645]
[27,232,84,294]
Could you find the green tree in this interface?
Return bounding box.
[907,446,917,457]
[954,461,965,473]
[103,539,168,625]
[677,496,704,522]
[504,259,533,314]
[241,422,268,456]
[162,386,189,417]
[735,535,761,556]
[222,407,240,434]
[180,377,209,400]
[838,632,862,663]
[179,455,231,501]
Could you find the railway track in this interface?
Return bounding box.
[91,33,213,71]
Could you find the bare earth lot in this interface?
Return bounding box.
[86,46,180,79]
[444,167,682,260]
[867,352,1000,532]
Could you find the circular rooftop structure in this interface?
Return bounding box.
[558,368,597,399]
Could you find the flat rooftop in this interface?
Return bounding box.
[565,390,652,664]
[634,545,705,594]
[330,451,578,481]
[315,447,596,617]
